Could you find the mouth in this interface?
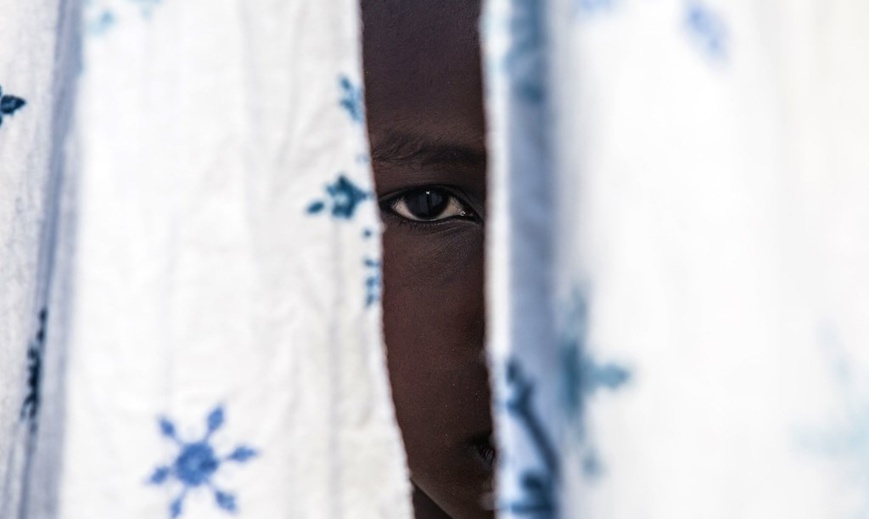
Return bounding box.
[469,434,497,471]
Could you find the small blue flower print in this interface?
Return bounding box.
[85,0,162,36]
[21,308,48,427]
[560,289,631,477]
[306,174,371,220]
[686,2,728,61]
[0,85,27,128]
[364,258,381,307]
[87,9,117,35]
[149,406,258,518]
[339,75,365,124]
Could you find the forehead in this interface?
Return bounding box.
[361,1,485,148]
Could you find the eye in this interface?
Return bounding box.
[387,188,474,222]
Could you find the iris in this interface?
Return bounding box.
[403,190,449,220]
[388,188,472,223]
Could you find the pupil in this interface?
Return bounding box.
[405,190,448,220]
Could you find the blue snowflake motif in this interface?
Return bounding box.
[505,0,548,104]
[685,2,728,61]
[503,359,559,518]
[339,75,365,124]
[560,289,631,477]
[0,85,27,128]
[306,174,371,220]
[148,406,258,518]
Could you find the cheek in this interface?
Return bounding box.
[379,223,494,518]
[380,225,488,450]
[381,224,485,371]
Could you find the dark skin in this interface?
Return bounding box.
[361,2,493,519]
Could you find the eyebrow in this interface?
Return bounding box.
[370,131,486,169]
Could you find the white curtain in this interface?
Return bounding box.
[1,0,411,517]
[484,0,869,518]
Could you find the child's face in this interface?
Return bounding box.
[362,2,493,518]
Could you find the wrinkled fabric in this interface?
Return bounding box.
[2,1,412,518]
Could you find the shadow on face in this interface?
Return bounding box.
[361,2,493,519]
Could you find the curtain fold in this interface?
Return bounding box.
[1,0,78,515]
